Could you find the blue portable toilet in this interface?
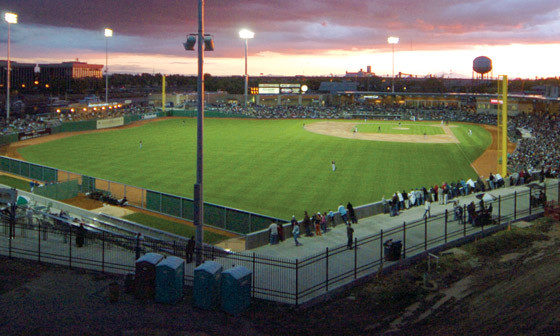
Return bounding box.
[155,256,186,304]
[221,266,252,315]
[135,252,164,299]
[193,261,222,310]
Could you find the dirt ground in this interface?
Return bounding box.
[305,121,460,143]
[2,216,559,335]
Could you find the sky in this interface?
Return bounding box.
[0,0,559,79]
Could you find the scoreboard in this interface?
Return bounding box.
[257,83,302,95]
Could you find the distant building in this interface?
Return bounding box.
[345,65,375,78]
[38,61,103,91]
[0,60,36,89]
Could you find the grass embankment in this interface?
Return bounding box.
[0,175,31,191]
[123,212,229,245]
[355,217,555,317]
[18,119,491,218]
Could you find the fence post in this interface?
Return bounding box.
[444,209,448,244]
[325,247,329,292]
[529,190,532,216]
[8,222,12,259]
[69,227,72,269]
[402,221,406,259]
[557,181,559,206]
[248,213,252,233]
[38,220,41,262]
[424,216,428,250]
[498,195,501,225]
[354,237,358,279]
[252,252,256,298]
[295,259,299,307]
[379,229,383,271]
[102,231,105,273]
[463,205,467,237]
[514,191,517,220]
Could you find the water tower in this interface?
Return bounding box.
[473,56,492,79]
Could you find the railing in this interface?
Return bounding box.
[1,180,558,306]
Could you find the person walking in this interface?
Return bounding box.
[346,223,354,249]
[186,236,195,263]
[423,200,431,219]
[292,223,302,246]
[332,160,336,172]
[290,215,298,230]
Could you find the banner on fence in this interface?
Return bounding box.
[18,128,52,141]
[96,117,124,129]
[142,113,157,120]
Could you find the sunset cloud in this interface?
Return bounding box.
[1,0,559,77]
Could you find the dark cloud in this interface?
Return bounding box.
[1,0,559,60]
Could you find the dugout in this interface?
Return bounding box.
[155,256,186,304]
[135,252,164,299]
[193,261,223,310]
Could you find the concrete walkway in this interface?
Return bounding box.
[253,179,559,259]
[1,179,557,305]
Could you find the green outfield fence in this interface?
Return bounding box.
[0,156,287,235]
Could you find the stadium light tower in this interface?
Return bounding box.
[104,28,113,104]
[239,29,254,109]
[183,0,214,266]
[4,12,17,122]
[387,36,399,93]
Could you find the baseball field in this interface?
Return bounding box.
[16,118,492,219]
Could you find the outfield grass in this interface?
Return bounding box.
[17,119,491,219]
[357,122,444,135]
[123,212,229,244]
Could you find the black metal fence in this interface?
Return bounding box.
[1,181,558,306]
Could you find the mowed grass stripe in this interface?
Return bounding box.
[18,119,490,219]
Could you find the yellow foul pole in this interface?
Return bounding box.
[498,75,508,177]
[162,75,166,114]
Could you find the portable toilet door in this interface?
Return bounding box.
[156,256,186,304]
[193,261,223,310]
[135,252,164,299]
[221,266,252,315]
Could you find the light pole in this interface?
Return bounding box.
[4,12,17,122]
[104,28,113,104]
[183,1,214,266]
[387,36,399,93]
[239,29,254,109]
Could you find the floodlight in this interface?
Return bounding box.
[239,29,254,39]
[387,36,399,44]
[4,13,17,24]
[183,34,197,50]
[104,28,113,37]
[203,34,214,51]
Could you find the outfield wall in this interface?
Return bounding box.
[0,155,287,236]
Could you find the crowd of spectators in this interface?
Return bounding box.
[0,105,156,137]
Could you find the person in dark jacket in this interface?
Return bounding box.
[303,211,313,237]
[347,202,358,224]
[347,223,354,249]
[186,236,195,263]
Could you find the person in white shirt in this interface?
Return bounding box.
[268,222,278,245]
